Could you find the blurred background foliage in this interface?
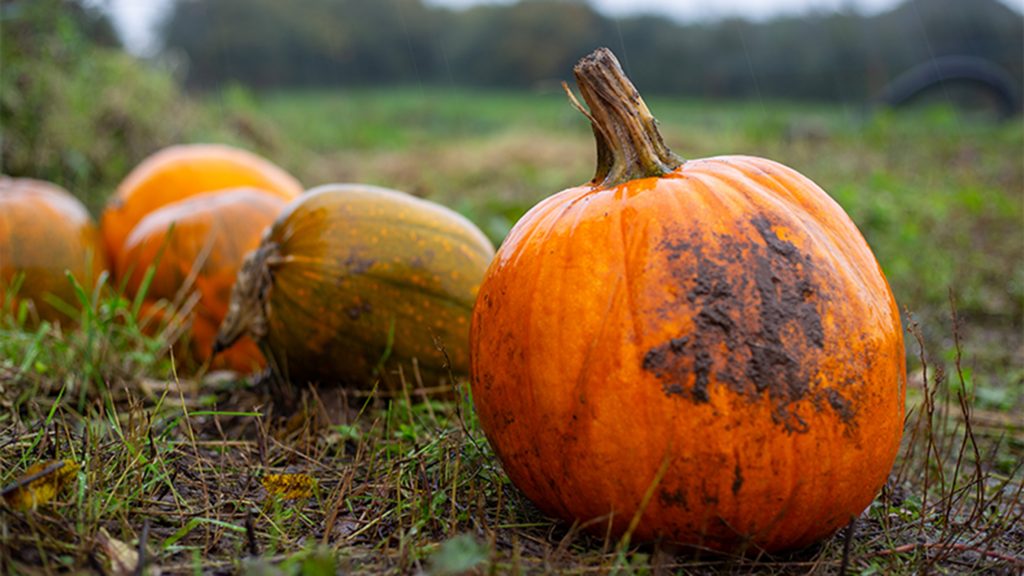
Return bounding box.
[0,0,301,212]
[2,0,1020,214]
[0,0,193,212]
[159,0,1022,100]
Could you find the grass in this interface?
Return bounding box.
[1,89,1022,573]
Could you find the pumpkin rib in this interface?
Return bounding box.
[570,261,621,431]
[272,251,479,313]
[324,214,496,262]
[359,274,477,313]
[725,156,837,218]
[271,271,468,351]
[277,183,494,258]
[505,192,596,427]
[266,289,372,362]
[497,214,567,505]
[503,189,591,270]
[281,212,492,256]
[613,191,646,369]
[280,258,477,314]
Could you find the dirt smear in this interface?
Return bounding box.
[641,214,849,432]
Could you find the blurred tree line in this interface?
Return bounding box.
[1,0,1020,208]
[159,0,1023,101]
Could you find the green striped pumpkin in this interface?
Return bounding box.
[215,184,495,390]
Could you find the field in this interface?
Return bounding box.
[2,88,1022,574]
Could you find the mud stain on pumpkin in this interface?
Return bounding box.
[732,462,744,495]
[745,215,824,431]
[642,336,690,397]
[643,214,845,432]
[750,215,824,350]
[822,387,856,424]
[659,488,689,510]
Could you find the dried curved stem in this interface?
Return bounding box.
[213,242,279,355]
[570,47,684,187]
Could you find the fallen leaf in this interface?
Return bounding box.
[262,472,315,500]
[97,527,139,576]
[2,459,79,511]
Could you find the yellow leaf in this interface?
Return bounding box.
[2,459,79,511]
[262,472,315,500]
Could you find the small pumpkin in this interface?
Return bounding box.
[470,49,905,553]
[102,143,302,273]
[0,176,107,322]
[214,184,495,392]
[118,188,288,372]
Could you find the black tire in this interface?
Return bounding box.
[878,55,1021,119]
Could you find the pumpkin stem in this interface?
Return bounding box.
[571,48,684,187]
[213,242,278,355]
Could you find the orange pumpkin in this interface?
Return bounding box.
[118,188,287,372]
[470,49,905,553]
[215,184,495,391]
[0,176,107,322]
[102,143,302,274]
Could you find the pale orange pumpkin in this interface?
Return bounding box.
[470,48,905,553]
[0,176,107,322]
[102,143,302,274]
[118,188,287,372]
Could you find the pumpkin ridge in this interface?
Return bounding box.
[269,282,390,354]
[693,158,868,262]
[302,214,494,260]
[268,274,456,377]
[614,190,647,369]
[281,254,478,313]
[687,164,799,215]
[570,267,622,416]
[284,185,495,260]
[508,188,591,271]
[510,232,558,505]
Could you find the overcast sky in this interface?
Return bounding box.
[103,0,1024,56]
